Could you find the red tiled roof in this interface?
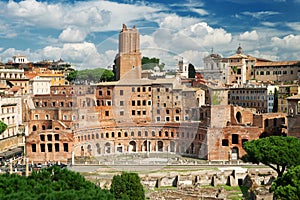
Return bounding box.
[255,61,300,67]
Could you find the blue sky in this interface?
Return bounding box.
[0,0,300,69]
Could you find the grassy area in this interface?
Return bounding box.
[154,186,177,191]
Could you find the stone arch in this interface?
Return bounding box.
[158,141,163,152]
[232,147,239,160]
[170,141,175,152]
[236,111,242,123]
[96,143,101,154]
[129,141,136,152]
[105,142,111,154]
[87,144,92,156]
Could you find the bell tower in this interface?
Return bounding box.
[114,24,142,80]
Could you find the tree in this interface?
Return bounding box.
[188,63,196,78]
[0,121,7,134]
[66,70,78,83]
[111,172,145,200]
[242,136,300,177]
[270,165,300,199]
[272,88,278,112]
[0,166,113,199]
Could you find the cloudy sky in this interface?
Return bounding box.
[0,0,300,69]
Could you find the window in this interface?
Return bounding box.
[99,90,102,95]
[148,100,151,106]
[48,144,52,152]
[47,134,52,141]
[132,100,135,106]
[157,110,160,114]
[222,139,229,146]
[143,100,146,106]
[175,116,180,121]
[118,132,121,137]
[120,101,124,106]
[137,111,141,115]
[120,111,124,116]
[40,144,45,152]
[142,110,146,115]
[131,131,134,137]
[152,131,155,136]
[166,116,170,121]
[45,114,50,120]
[137,100,141,106]
[232,134,239,144]
[166,109,170,114]
[55,143,59,152]
[63,143,69,152]
[106,100,112,106]
[34,114,39,120]
[52,102,56,107]
[138,131,141,136]
[40,135,45,141]
[132,110,136,115]
[31,144,36,152]
[105,111,109,116]
[132,87,135,92]
[107,90,111,95]
[54,134,59,141]
[156,116,160,122]
[120,90,124,95]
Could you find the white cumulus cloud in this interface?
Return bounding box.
[239,30,258,41]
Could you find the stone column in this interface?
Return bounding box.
[25,158,29,177]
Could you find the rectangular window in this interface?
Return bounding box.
[105,111,109,116]
[40,144,45,152]
[55,143,59,152]
[132,110,135,115]
[40,135,45,141]
[132,100,135,106]
[120,111,124,116]
[143,100,146,106]
[120,90,124,95]
[142,110,146,115]
[54,134,59,141]
[175,116,180,121]
[232,134,239,144]
[120,101,124,106]
[137,110,141,115]
[157,110,160,114]
[34,114,39,120]
[106,100,112,106]
[148,100,151,106]
[156,116,160,122]
[31,144,36,152]
[47,134,52,141]
[99,90,102,95]
[137,100,141,106]
[107,90,111,95]
[47,144,52,152]
[222,139,229,146]
[63,143,69,152]
[166,116,170,121]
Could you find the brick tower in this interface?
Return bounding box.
[114,24,142,80]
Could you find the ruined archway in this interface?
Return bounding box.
[129,141,136,152]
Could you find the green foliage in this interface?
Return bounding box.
[66,70,78,83]
[272,88,278,112]
[242,136,300,177]
[231,66,238,73]
[0,120,7,134]
[188,63,196,78]
[111,172,145,200]
[0,166,113,200]
[270,165,300,200]
[142,56,164,71]
[67,68,114,84]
